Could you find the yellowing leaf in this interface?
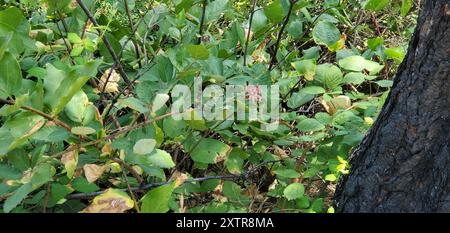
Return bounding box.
[81,189,134,213]
[321,95,351,115]
[83,164,106,183]
[98,68,120,93]
[61,146,78,178]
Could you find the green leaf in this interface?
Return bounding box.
[225,148,245,175]
[283,183,305,200]
[287,91,315,109]
[252,9,268,33]
[64,90,94,124]
[72,177,100,193]
[301,86,326,94]
[312,21,341,51]
[45,60,101,115]
[265,0,285,24]
[141,182,176,213]
[0,112,45,154]
[401,0,413,16]
[375,80,393,88]
[291,59,316,80]
[0,7,31,55]
[315,64,343,89]
[0,163,22,180]
[187,44,209,60]
[367,37,384,50]
[338,56,384,74]
[297,118,325,132]
[3,182,32,213]
[0,52,22,97]
[364,0,390,12]
[147,149,175,168]
[385,47,405,63]
[71,126,96,135]
[118,97,149,114]
[133,139,156,155]
[191,139,231,164]
[67,33,82,44]
[275,169,301,178]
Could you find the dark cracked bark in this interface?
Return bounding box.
[334,0,450,212]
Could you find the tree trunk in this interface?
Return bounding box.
[334,0,450,212]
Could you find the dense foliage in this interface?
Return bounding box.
[0,0,417,213]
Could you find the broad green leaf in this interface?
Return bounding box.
[3,182,32,213]
[225,148,245,175]
[291,59,316,80]
[364,0,389,12]
[283,183,305,200]
[0,164,22,180]
[72,177,100,193]
[67,33,82,44]
[133,139,156,155]
[375,80,393,88]
[191,139,231,164]
[265,0,285,24]
[64,90,95,125]
[71,126,96,135]
[187,44,209,60]
[45,60,101,115]
[141,182,176,213]
[0,112,45,154]
[338,55,384,74]
[287,91,315,109]
[275,169,301,178]
[147,149,175,168]
[81,189,134,213]
[118,97,148,113]
[0,7,31,55]
[315,64,343,89]
[297,118,325,132]
[385,47,406,63]
[401,0,413,16]
[312,21,341,51]
[0,52,22,97]
[301,86,326,94]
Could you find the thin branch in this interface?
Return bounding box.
[49,109,193,159]
[111,158,144,184]
[197,0,208,44]
[66,175,239,200]
[269,0,296,71]
[123,0,143,68]
[66,160,282,200]
[243,0,258,66]
[75,0,132,87]
[0,98,72,132]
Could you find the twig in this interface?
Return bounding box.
[269,0,296,70]
[49,109,193,159]
[111,158,144,184]
[120,163,141,213]
[197,0,208,44]
[75,0,132,87]
[243,0,258,66]
[123,0,142,68]
[66,160,282,200]
[0,98,72,132]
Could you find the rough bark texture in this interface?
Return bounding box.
[334,0,450,212]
